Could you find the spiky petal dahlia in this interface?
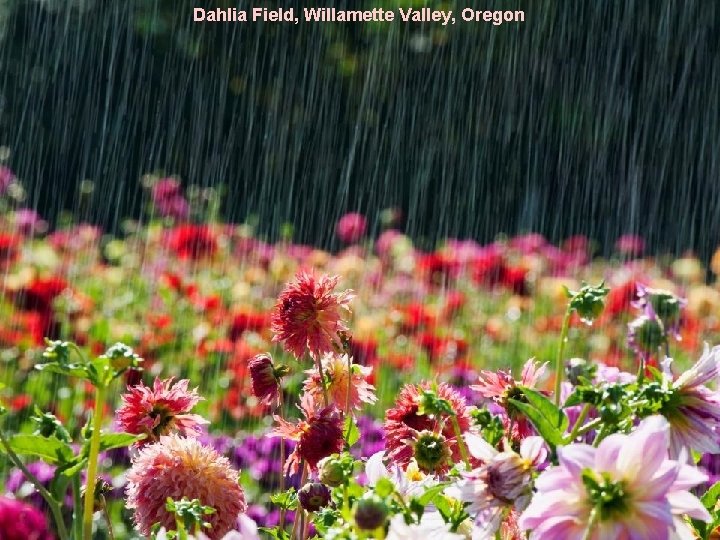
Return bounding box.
[271,272,354,359]
[303,353,377,411]
[471,359,546,441]
[384,382,474,474]
[270,393,345,474]
[126,435,246,539]
[117,378,208,446]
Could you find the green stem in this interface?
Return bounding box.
[82,385,106,540]
[582,508,598,540]
[290,461,308,540]
[574,418,603,438]
[0,430,69,540]
[277,393,287,533]
[73,475,83,540]
[637,354,646,386]
[344,354,353,442]
[450,415,471,469]
[592,425,610,448]
[314,355,329,408]
[566,404,591,443]
[554,309,572,406]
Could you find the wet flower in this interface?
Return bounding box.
[270,393,345,473]
[659,344,720,456]
[518,416,710,539]
[448,435,546,537]
[633,284,686,339]
[298,482,331,512]
[13,208,48,236]
[384,381,474,473]
[152,177,189,220]
[126,435,246,539]
[336,212,367,244]
[303,353,376,411]
[271,271,354,359]
[117,378,208,445]
[167,224,218,259]
[248,353,286,406]
[0,496,54,540]
[472,359,546,440]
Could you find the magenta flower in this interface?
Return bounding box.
[0,496,54,540]
[0,165,15,195]
[518,416,710,539]
[116,378,209,445]
[336,212,367,244]
[271,271,354,359]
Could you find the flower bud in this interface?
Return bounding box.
[628,312,665,355]
[354,494,387,530]
[317,456,347,487]
[298,482,331,512]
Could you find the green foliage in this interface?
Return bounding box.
[510,387,568,449]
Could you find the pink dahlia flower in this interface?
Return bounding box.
[384,381,474,473]
[472,358,546,441]
[518,416,710,539]
[270,393,345,473]
[660,344,720,457]
[126,435,246,539]
[336,212,367,244]
[303,353,377,411]
[117,378,209,445]
[271,271,354,359]
[0,496,54,540]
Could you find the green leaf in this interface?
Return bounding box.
[60,458,87,477]
[510,388,568,448]
[5,434,74,464]
[258,527,290,540]
[35,362,88,379]
[416,483,448,506]
[374,477,394,498]
[344,416,360,447]
[270,488,298,511]
[701,481,720,512]
[521,387,569,433]
[98,432,145,451]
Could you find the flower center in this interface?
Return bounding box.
[582,470,628,521]
[413,430,450,473]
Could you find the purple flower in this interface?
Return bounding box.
[13,209,48,236]
[519,416,710,539]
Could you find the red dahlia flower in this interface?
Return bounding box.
[271,271,354,359]
[384,381,474,473]
[270,393,345,473]
[117,378,208,445]
[167,224,218,259]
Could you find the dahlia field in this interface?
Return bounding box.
[2,174,720,539]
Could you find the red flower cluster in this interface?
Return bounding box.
[167,224,218,259]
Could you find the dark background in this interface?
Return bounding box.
[1,0,720,255]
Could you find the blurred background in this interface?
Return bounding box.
[1,0,720,255]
